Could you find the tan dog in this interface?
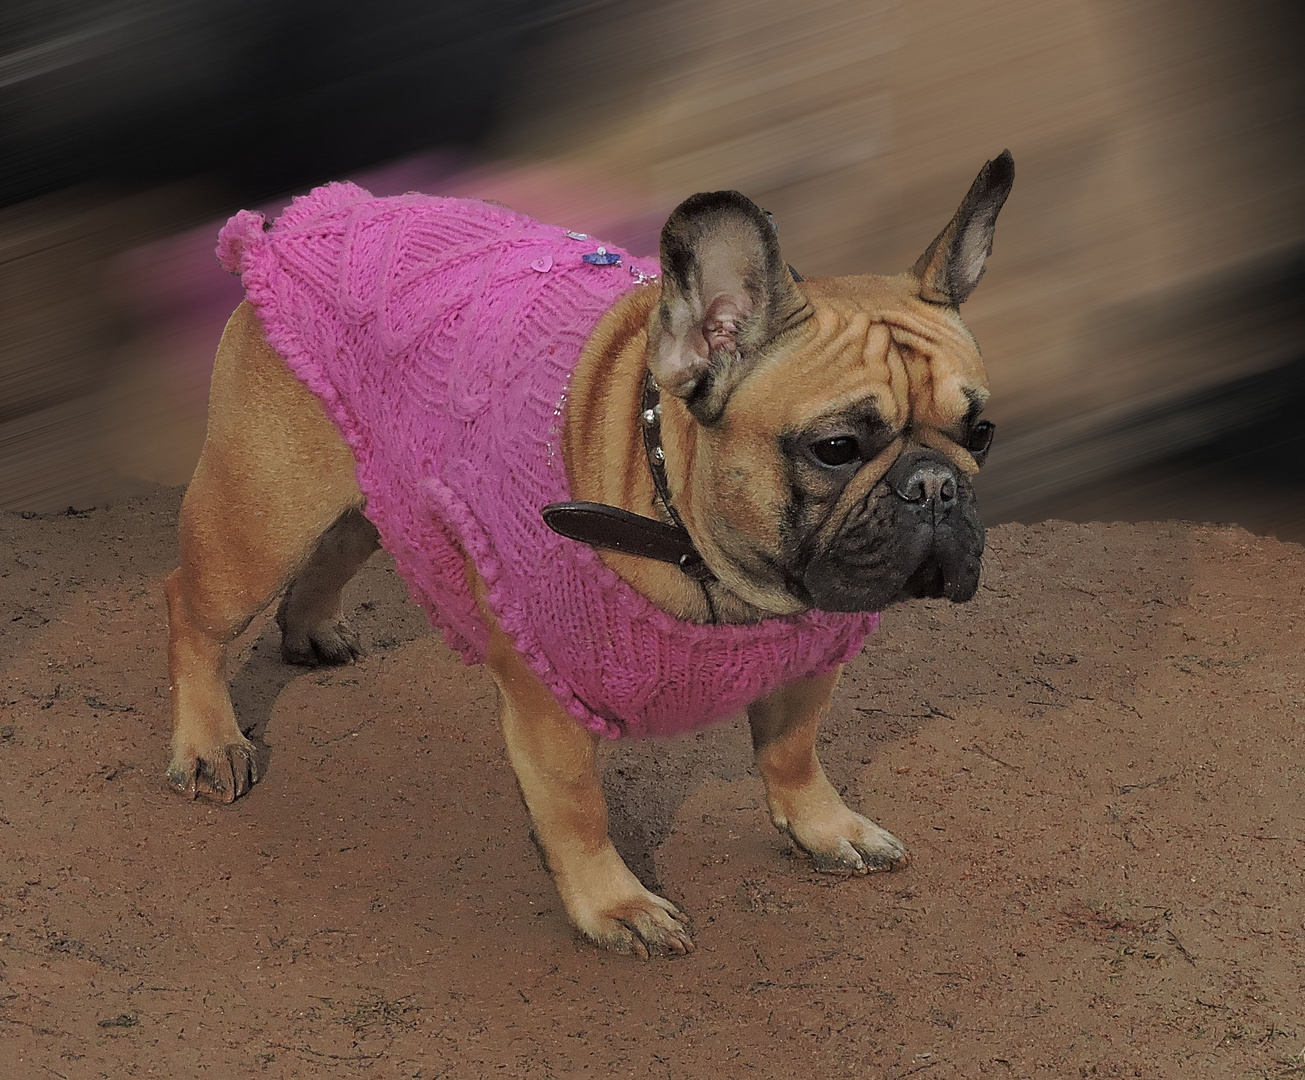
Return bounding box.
[166,152,1013,957]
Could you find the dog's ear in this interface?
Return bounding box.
[649,191,808,424]
[911,150,1014,306]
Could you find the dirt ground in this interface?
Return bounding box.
[1,487,1302,1079]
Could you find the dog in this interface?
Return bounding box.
[165,151,1013,957]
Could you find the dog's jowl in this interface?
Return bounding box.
[165,152,1014,957]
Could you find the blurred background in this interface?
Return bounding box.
[3,0,1303,540]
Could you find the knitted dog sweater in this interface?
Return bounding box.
[216,183,879,739]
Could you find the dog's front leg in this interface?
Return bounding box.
[748,669,906,874]
[482,621,694,958]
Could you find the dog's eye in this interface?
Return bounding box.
[810,436,861,468]
[966,419,995,465]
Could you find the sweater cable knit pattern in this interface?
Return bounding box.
[217,183,879,739]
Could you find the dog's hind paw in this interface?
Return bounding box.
[167,737,262,803]
[280,621,361,667]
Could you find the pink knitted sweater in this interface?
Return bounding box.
[217,183,879,739]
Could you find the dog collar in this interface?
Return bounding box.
[541,374,717,584]
[542,241,804,587]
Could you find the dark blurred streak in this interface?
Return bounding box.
[522,0,622,32]
[976,246,1305,527]
[0,0,543,207]
[998,356,1305,541]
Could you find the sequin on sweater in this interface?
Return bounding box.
[217,183,878,739]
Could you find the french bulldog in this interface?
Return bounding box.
[165,151,1013,957]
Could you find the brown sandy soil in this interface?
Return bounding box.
[1,488,1302,1079]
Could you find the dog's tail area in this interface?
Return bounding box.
[216,209,267,275]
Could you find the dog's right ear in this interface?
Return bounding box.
[911,150,1014,306]
[649,191,808,424]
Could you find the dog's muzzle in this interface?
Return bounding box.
[801,448,985,613]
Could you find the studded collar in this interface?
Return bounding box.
[541,372,717,585]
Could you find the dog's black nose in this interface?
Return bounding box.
[890,456,957,509]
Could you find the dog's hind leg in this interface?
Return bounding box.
[166,301,364,802]
[276,508,379,666]
[748,669,907,874]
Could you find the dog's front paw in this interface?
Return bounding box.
[167,736,262,803]
[279,620,361,667]
[783,808,907,875]
[559,850,695,959]
[573,888,695,960]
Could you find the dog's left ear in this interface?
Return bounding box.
[912,150,1015,305]
[649,191,807,424]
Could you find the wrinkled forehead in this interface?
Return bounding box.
[788,274,989,430]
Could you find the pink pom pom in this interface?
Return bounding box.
[215,209,267,275]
